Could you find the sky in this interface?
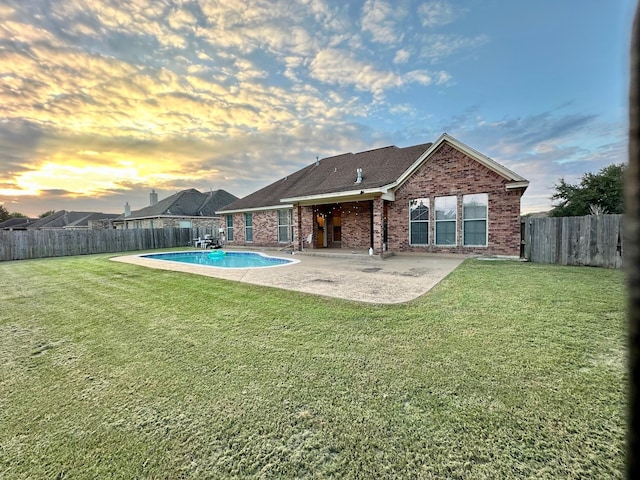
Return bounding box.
[0,0,636,217]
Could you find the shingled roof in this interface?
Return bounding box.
[219,143,432,212]
[24,211,119,229]
[0,217,37,230]
[218,133,529,213]
[123,188,238,219]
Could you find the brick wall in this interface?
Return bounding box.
[389,142,525,256]
[341,201,372,249]
[298,206,314,249]
[227,210,294,247]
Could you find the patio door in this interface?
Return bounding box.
[316,213,327,248]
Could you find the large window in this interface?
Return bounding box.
[463,193,488,246]
[435,195,457,246]
[226,215,234,242]
[244,213,253,242]
[409,198,429,245]
[278,209,293,243]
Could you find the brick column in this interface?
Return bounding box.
[372,197,384,255]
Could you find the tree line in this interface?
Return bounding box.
[0,207,55,222]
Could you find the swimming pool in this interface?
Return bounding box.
[140,251,298,269]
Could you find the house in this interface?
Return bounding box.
[217,133,529,257]
[22,211,120,230]
[0,217,37,230]
[114,188,238,231]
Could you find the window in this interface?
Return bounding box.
[226,215,234,242]
[409,198,429,245]
[244,213,253,242]
[278,209,293,243]
[435,195,457,246]
[179,220,192,228]
[463,193,488,246]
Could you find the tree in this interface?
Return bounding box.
[549,163,626,217]
[0,206,28,221]
[38,210,56,219]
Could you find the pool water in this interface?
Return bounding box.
[141,251,297,268]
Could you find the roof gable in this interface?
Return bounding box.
[393,133,528,190]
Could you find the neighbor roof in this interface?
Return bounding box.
[25,211,119,229]
[122,188,238,220]
[0,217,36,230]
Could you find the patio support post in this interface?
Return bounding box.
[294,205,301,251]
[372,197,384,255]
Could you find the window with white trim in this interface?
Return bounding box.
[278,209,293,243]
[244,213,253,242]
[463,193,488,246]
[226,215,234,241]
[435,195,457,246]
[409,198,429,245]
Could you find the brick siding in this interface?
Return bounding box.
[341,201,373,249]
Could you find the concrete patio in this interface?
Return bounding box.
[111,249,468,304]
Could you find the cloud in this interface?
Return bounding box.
[416,33,490,61]
[417,0,458,28]
[361,0,407,45]
[309,48,447,98]
[393,48,410,64]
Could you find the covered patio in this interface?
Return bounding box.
[291,194,390,256]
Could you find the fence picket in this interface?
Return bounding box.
[523,214,623,268]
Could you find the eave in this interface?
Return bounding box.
[216,204,294,215]
[281,187,394,206]
[121,214,221,221]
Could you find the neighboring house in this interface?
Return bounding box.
[0,217,37,230]
[22,211,120,230]
[217,133,529,257]
[114,188,238,231]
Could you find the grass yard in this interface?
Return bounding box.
[0,253,627,479]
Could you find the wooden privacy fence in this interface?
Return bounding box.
[522,214,623,268]
[0,227,218,262]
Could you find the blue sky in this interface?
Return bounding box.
[0,0,635,217]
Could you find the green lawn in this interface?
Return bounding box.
[0,253,627,479]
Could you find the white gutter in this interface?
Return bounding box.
[505,181,530,190]
[216,204,294,215]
